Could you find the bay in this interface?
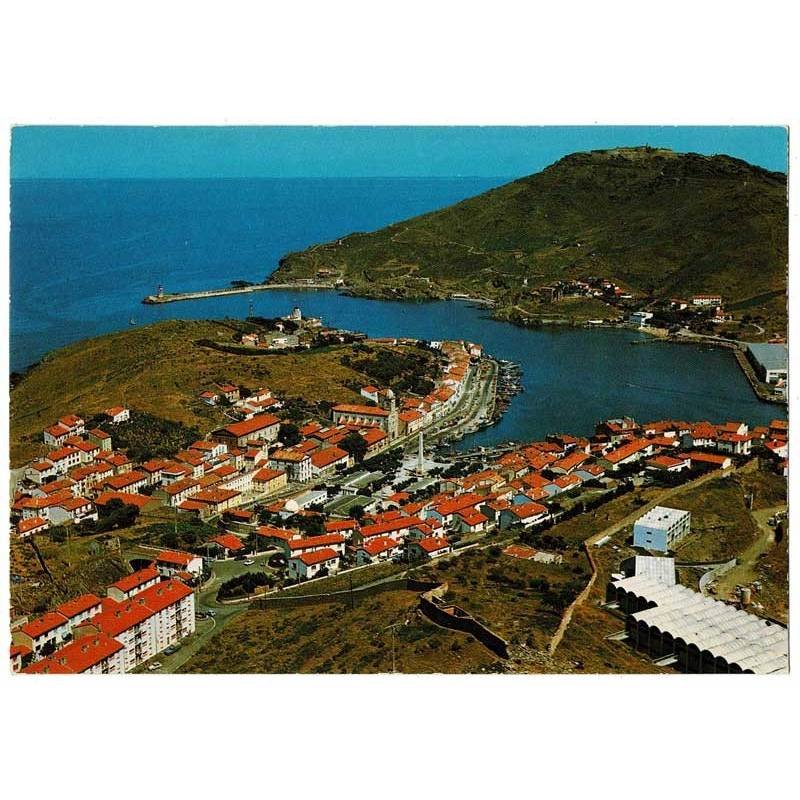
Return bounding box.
[10,177,784,449]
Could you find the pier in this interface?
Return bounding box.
[142,281,336,305]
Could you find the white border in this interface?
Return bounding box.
[1,2,797,798]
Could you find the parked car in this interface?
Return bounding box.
[243,559,255,566]
[195,611,208,620]
[147,662,162,671]
[206,609,216,618]
[163,644,182,656]
[268,554,287,568]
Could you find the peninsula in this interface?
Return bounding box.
[270,147,787,335]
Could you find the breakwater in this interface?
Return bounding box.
[142,281,336,304]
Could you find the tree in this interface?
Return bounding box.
[279,422,301,447]
[160,531,180,549]
[350,504,366,521]
[341,431,368,463]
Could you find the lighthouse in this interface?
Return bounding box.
[157,284,164,298]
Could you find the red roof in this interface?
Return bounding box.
[103,471,148,490]
[361,536,401,556]
[416,536,450,554]
[94,491,153,509]
[55,594,102,619]
[604,438,650,464]
[332,403,389,417]
[133,578,193,613]
[550,451,590,472]
[44,423,70,438]
[109,566,160,594]
[211,533,245,551]
[257,525,296,541]
[17,516,48,534]
[23,634,123,674]
[359,516,424,539]
[216,413,280,438]
[506,502,548,519]
[361,428,388,446]
[503,544,538,559]
[193,488,240,504]
[325,519,358,533]
[18,611,70,640]
[683,451,730,466]
[156,550,195,567]
[310,446,349,469]
[456,508,488,526]
[647,455,688,469]
[433,492,484,517]
[47,446,80,462]
[287,534,345,551]
[254,467,285,482]
[296,547,340,566]
[163,477,201,496]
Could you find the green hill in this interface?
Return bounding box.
[272,147,787,329]
[9,320,436,467]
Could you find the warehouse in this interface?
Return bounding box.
[746,342,788,384]
[607,575,788,674]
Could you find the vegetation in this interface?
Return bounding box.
[9,320,437,466]
[96,410,201,463]
[218,572,275,600]
[414,546,586,651]
[180,589,499,674]
[136,517,219,552]
[273,147,787,331]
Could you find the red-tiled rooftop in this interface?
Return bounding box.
[19,611,69,640]
[23,633,123,675]
[332,403,389,417]
[55,593,101,619]
[296,547,339,566]
[109,566,160,594]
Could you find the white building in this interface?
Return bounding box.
[628,311,654,328]
[633,506,691,552]
[287,548,341,581]
[73,579,195,672]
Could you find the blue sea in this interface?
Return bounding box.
[10,177,784,446]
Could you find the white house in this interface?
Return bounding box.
[407,536,451,560]
[355,535,403,565]
[287,548,341,581]
[103,406,130,424]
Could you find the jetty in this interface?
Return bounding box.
[142,281,336,305]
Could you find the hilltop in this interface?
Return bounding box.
[9,319,436,467]
[272,147,787,330]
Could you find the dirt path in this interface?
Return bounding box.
[710,504,786,599]
[548,466,741,655]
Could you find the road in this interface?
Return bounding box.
[709,504,786,599]
[548,465,743,655]
[136,549,279,674]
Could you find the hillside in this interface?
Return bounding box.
[273,147,787,329]
[9,319,436,466]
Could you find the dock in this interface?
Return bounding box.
[142,281,336,305]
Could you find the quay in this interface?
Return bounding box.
[142,281,336,305]
[631,330,786,406]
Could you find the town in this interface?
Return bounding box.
[10,318,789,673]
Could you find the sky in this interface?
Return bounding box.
[11,126,788,179]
